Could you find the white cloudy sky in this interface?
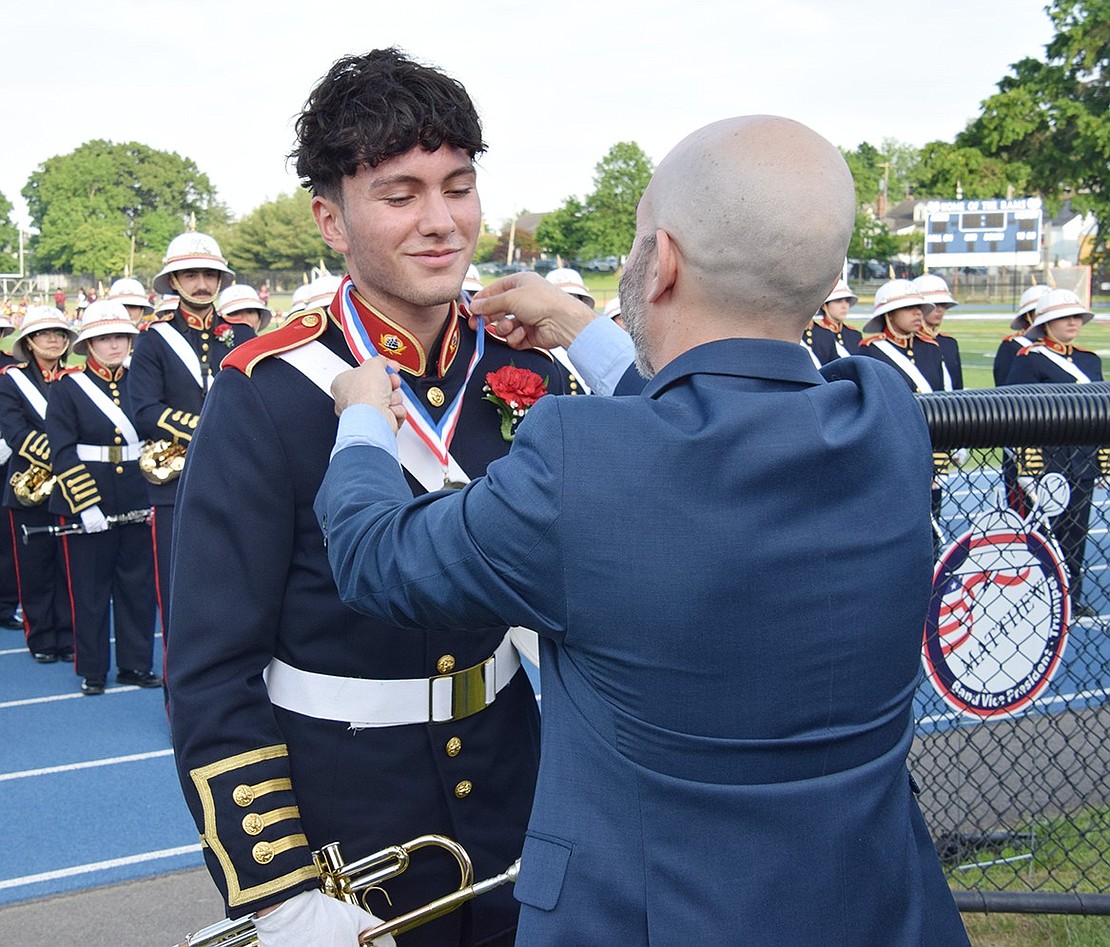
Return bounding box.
[5,0,1056,231]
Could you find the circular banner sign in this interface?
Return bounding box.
[924,524,1068,718]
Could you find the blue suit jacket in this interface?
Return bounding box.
[316,340,969,946]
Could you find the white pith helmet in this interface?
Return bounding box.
[603,296,622,320]
[304,274,343,310]
[107,277,153,313]
[74,300,139,355]
[1012,284,1052,330]
[911,274,958,308]
[462,265,482,295]
[823,278,858,308]
[1027,288,1094,339]
[152,232,235,296]
[862,279,934,333]
[287,283,313,316]
[154,295,179,319]
[217,284,273,331]
[11,306,78,362]
[545,267,595,309]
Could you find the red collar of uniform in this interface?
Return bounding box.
[181,306,214,331]
[817,315,843,333]
[882,327,913,348]
[85,356,125,383]
[338,287,462,377]
[914,331,939,347]
[33,359,65,383]
[1042,338,1073,356]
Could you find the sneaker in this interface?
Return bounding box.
[116,668,163,688]
[32,651,58,664]
[58,648,75,663]
[81,678,105,696]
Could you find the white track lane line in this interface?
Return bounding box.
[0,748,174,782]
[0,844,201,891]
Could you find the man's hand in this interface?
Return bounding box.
[79,505,110,534]
[330,358,406,433]
[253,889,397,946]
[468,272,599,351]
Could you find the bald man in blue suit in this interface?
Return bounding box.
[315,116,968,946]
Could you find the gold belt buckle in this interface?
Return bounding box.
[432,656,493,722]
[106,446,123,464]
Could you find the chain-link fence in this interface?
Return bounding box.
[912,383,1110,914]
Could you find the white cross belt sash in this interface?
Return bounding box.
[871,339,935,393]
[276,341,472,494]
[7,369,48,420]
[71,373,141,445]
[1033,346,1092,384]
[150,322,210,391]
[263,631,520,727]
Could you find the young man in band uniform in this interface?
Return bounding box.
[167,49,575,946]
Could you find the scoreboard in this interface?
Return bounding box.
[924,197,1043,267]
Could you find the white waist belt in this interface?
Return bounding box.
[263,631,520,728]
[76,443,141,463]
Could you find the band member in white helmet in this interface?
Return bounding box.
[802,277,861,366]
[0,308,78,662]
[46,301,158,695]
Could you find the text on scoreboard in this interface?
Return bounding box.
[924,197,1042,267]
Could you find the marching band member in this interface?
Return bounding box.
[45,301,159,696]
[0,307,78,663]
[107,276,154,328]
[856,280,947,392]
[127,233,253,643]
[217,283,274,334]
[1004,289,1104,617]
[994,283,1051,386]
[801,277,861,366]
[0,312,22,631]
[167,49,576,946]
[913,273,963,390]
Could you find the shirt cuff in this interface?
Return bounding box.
[566,317,636,396]
[331,404,400,463]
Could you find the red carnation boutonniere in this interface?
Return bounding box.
[483,364,549,441]
[214,323,235,348]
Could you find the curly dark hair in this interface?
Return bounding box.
[291,48,486,200]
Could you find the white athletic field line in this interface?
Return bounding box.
[0,844,201,891]
[0,630,162,659]
[0,686,143,708]
[0,747,174,783]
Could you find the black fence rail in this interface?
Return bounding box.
[912,383,1110,915]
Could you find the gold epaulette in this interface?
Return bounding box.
[221,309,330,378]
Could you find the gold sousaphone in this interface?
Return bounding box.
[176,834,519,946]
[139,439,187,485]
[9,464,56,507]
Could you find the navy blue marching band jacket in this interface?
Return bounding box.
[166,289,578,943]
[128,309,256,508]
[801,316,862,366]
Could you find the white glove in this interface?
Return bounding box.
[951,447,969,467]
[79,506,110,534]
[254,889,396,947]
[0,437,11,465]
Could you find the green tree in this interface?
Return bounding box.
[847,207,901,263]
[223,189,343,272]
[0,192,19,273]
[580,141,654,258]
[911,141,1030,200]
[535,196,589,261]
[960,0,1110,263]
[536,142,653,261]
[22,140,225,278]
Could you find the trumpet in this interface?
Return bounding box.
[20,507,154,544]
[176,834,519,947]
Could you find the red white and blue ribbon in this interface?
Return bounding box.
[338,276,484,484]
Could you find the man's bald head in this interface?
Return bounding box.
[641,115,855,334]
